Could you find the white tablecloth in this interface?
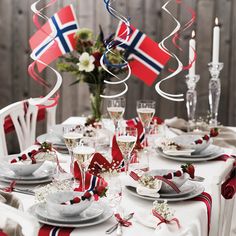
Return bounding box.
[12,117,235,236]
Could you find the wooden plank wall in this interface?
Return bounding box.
[0,0,236,128]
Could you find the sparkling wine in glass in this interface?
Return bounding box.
[136,100,156,147]
[63,127,83,177]
[73,145,95,192]
[107,97,125,130]
[116,126,137,174]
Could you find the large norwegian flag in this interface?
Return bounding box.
[29,5,78,72]
[115,22,170,86]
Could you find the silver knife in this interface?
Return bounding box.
[106,213,134,234]
[0,187,35,196]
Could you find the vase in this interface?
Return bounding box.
[87,83,106,121]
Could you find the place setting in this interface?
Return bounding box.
[0,143,57,186]
[155,128,225,162]
[123,164,205,202]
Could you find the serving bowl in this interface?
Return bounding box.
[148,169,188,193]
[46,191,93,217]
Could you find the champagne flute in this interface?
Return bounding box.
[136,100,156,147]
[73,145,95,192]
[107,97,126,130]
[63,127,83,178]
[116,126,137,174]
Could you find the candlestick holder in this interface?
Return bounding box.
[208,62,224,127]
[185,74,200,131]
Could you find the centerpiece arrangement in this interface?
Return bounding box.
[57,27,125,122]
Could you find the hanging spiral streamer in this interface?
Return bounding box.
[100,0,132,98]
[155,0,185,102]
[169,0,196,72]
[28,0,61,106]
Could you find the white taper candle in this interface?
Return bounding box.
[212,17,220,63]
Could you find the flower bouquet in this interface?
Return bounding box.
[57,27,125,122]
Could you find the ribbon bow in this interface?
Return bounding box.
[152,209,180,229]
[4,181,16,192]
[114,213,134,227]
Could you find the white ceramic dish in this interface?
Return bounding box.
[7,160,45,176]
[125,182,204,201]
[147,169,188,193]
[36,201,104,223]
[170,134,212,153]
[28,202,113,228]
[46,191,93,217]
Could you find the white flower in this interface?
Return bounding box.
[77,52,95,72]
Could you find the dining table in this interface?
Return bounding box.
[4,116,236,236]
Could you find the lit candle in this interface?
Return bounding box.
[189,30,196,76]
[212,17,220,63]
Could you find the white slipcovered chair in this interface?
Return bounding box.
[0,99,57,157]
[0,191,39,236]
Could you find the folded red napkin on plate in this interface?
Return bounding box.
[126,116,163,148]
[73,161,107,191]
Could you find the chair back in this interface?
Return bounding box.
[0,99,57,157]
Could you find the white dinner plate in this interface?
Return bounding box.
[125,182,204,201]
[37,133,66,146]
[28,202,113,227]
[35,201,104,223]
[156,145,223,162]
[0,168,52,181]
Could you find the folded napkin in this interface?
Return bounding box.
[127,116,163,148]
[221,163,236,199]
[215,154,236,199]
[163,149,194,156]
[120,172,162,198]
[0,191,23,236]
[73,161,107,191]
[39,225,74,236]
[164,117,188,132]
[135,209,181,235]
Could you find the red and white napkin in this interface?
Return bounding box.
[215,154,236,199]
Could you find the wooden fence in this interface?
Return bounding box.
[0,0,236,128]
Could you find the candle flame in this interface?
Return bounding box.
[215,17,219,26]
[191,30,195,38]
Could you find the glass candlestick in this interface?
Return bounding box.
[185,74,200,131]
[208,62,224,127]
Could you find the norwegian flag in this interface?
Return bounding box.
[29,5,78,72]
[115,22,170,86]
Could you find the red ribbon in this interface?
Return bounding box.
[4,181,16,192]
[114,213,134,227]
[152,209,180,229]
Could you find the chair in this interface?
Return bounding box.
[209,158,235,236]
[0,199,40,236]
[0,99,57,157]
